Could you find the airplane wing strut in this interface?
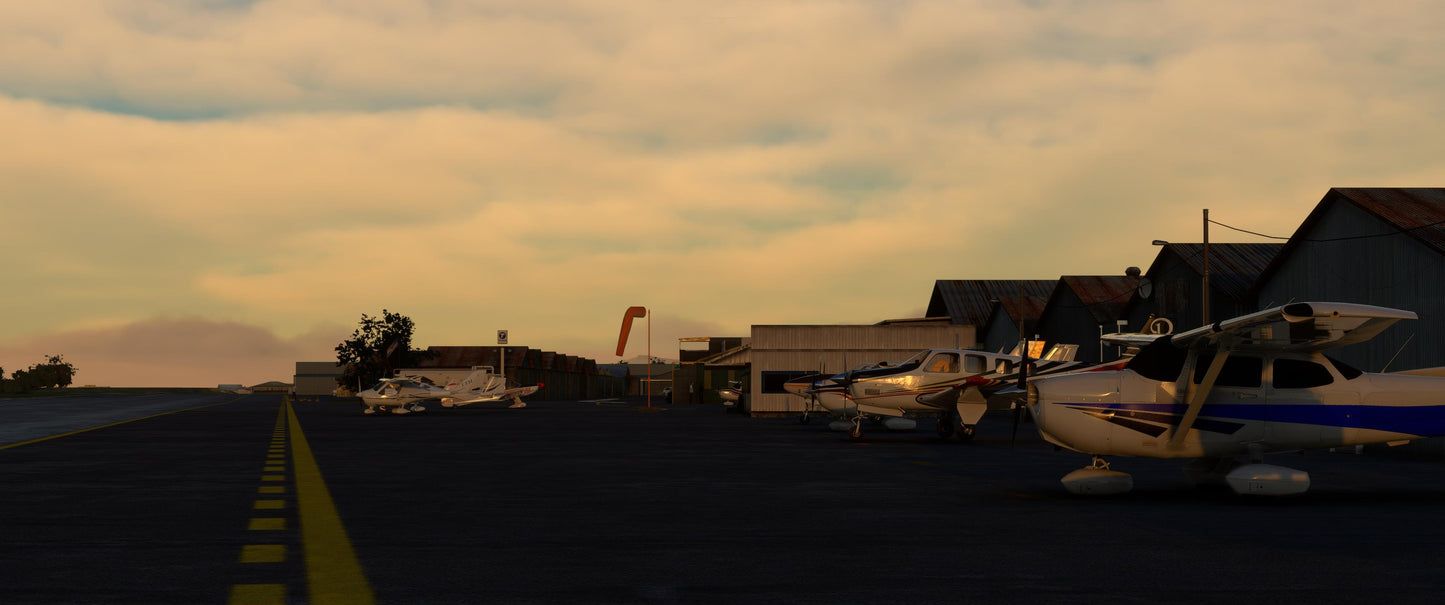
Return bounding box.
[1167,348,1230,449]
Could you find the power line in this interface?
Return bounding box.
[1208,218,1445,242]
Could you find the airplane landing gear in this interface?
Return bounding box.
[936,414,955,439]
[848,419,864,440]
[1060,456,1134,495]
[958,424,976,442]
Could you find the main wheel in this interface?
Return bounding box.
[848,423,863,439]
[936,415,956,439]
[958,424,977,442]
[799,413,811,425]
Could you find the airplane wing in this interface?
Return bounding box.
[1100,333,1165,347]
[1154,302,1415,450]
[1164,302,1416,352]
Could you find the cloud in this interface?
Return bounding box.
[3,1,1445,385]
[0,317,349,387]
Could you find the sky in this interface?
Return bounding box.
[3,1,1444,387]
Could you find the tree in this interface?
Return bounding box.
[7,354,77,392]
[334,309,431,391]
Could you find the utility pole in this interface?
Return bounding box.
[1202,208,1211,325]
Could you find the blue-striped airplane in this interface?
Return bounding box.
[1026,302,1445,495]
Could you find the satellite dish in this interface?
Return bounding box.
[1137,277,1154,300]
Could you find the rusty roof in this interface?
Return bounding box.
[1049,276,1141,324]
[1334,188,1445,254]
[1251,188,1445,296]
[926,280,1058,327]
[1148,243,1283,303]
[995,295,1048,324]
[420,346,597,370]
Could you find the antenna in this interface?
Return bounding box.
[1380,333,1416,373]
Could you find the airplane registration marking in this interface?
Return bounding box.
[228,584,285,605]
[286,399,376,604]
[0,396,244,451]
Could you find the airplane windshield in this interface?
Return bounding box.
[900,351,931,366]
[1124,337,1189,382]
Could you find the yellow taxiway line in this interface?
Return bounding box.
[285,399,376,605]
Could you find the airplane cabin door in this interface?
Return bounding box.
[1265,355,1353,449]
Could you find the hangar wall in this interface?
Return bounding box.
[748,324,975,415]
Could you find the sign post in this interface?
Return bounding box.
[498,330,508,382]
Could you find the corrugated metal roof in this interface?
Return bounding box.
[1333,188,1445,255]
[1149,243,1282,303]
[996,295,1047,324]
[1056,276,1140,323]
[926,280,1057,326]
[421,346,600,372]
[1251,188,1445,296]
[695,343,751,365]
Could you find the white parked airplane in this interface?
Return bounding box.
[1025,302,1445,496]
[717,380,743,408]
[359,366,541,414]
[432,366,541,409]
[789,344,1089,440]
[357,378,451,415]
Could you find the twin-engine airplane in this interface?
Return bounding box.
[789,344,1087,440]
[1026,302,1445,496]
[358,366,540,415]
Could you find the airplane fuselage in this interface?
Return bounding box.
[1028,349,1445,459]
[806,348,1079,419]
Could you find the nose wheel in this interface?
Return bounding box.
[848,416,864,439]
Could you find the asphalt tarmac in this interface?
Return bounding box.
[3,393,1445,604]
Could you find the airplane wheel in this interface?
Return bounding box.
[936,416,956,439]
[958,424,976,442]
[799,414,811,425]
[848,423,863,439]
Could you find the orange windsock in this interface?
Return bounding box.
[616,306,647,356]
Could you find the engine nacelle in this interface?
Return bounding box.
[1224,464,1310,496]
[1061,467,1134,495]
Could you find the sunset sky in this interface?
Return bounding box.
[3,1,1443,386]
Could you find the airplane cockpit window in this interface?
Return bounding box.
[1192,353,1262,388]
[900,351,930,366]
[925,353,959,373]
[964,354,985,374]
[1273,358,1334,389]
[1124,337,1189,382]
